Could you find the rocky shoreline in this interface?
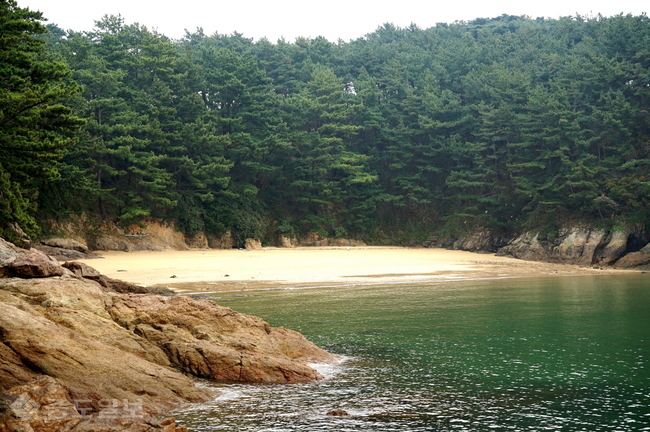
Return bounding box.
[0,238,338,432]
[434,224,650,270]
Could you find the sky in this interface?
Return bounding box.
[21,0,649,42]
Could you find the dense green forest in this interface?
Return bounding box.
[1,0,649,245]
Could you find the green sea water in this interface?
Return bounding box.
[172,275,650,431]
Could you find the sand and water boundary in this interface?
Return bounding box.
[78,246,635,294]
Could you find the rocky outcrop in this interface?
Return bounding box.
[593,230,630,265]
[206,232,234,249]
[0,238,338,431]
[0,239,19,267]
[108,295,335,383]
[244,238,262,250]
[496,227,606,265]
[0,376,189,432]
[184,231,209,249]
[277,234,298,248]
[41,238,88,254]
[438,228,511,253]
[613,242,650,269]
[88,220,190,252]
[436,224,650,267]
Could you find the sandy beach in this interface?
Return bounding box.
[77,246,633,293]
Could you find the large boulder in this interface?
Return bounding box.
[6,249,66,278]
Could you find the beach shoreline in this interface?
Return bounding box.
[77,246,637,294]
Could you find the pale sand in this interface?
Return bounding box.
[77,247,633,293]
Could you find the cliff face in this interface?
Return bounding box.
[435,225,650,269]
[0,238,338,431]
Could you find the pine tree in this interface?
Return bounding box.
[0,0,83,238]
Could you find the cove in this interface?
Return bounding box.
[172,274,650,431]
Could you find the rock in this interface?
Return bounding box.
[3,223,31,249]
[326,409,350,416]
[0,300,211,414]
[593,229,630,265]
[185,232,208,249]
[244,238,262,250]
[91,236,133,252]
[41,238,88,254]
[277,234,297,248]
[6,249,66,278]
[0,376,83,431]
[206,232,234,249]
[62,261,102,280]
[108,294,339,383]
[0,376,190,432]
[98,275,176,296]
[88,220,190,252]
[33,244,99,261]
[0,245,338,424]
[0,238,20,267]
[442,228,511,253]
[496,227,607,265]
[613,243,650,268]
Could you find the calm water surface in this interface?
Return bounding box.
[172,275,650,431]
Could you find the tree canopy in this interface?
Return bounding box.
[7,7,650,243]
[0,0,83,240]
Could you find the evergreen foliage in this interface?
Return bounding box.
[0,0,83,238]
[8,5,650,243]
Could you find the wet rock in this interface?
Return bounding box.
[108,294,339,383]
[0,237,338,425]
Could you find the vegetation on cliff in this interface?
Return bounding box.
[2,1,649,244]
